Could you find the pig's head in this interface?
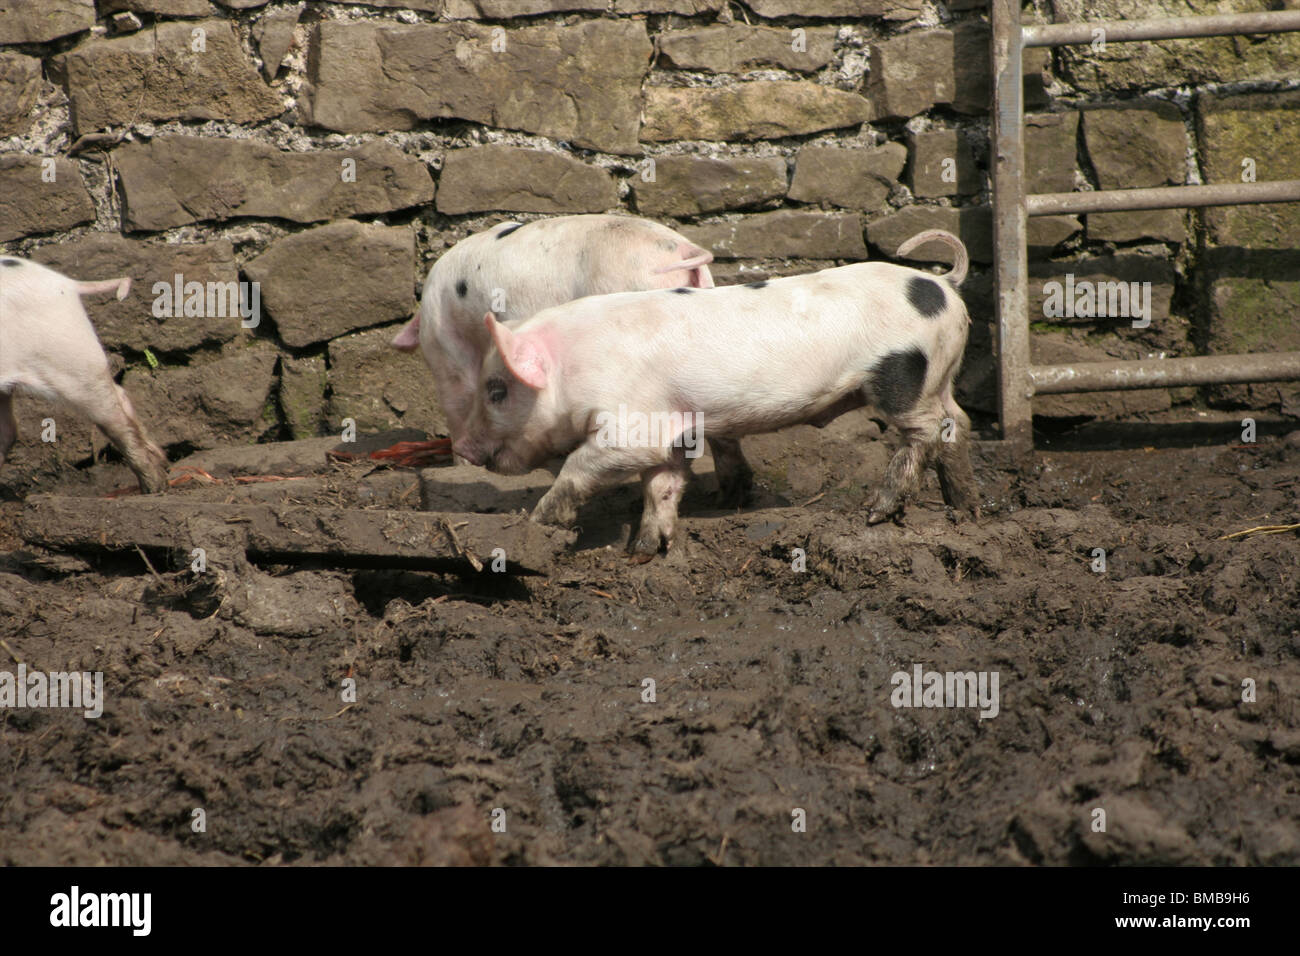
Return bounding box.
[453,314,566,474]
[423,310,495,445]
[436,365,479,447]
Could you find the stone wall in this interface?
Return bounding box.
[1,0,1298,473]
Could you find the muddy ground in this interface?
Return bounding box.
[1,408,1298,866]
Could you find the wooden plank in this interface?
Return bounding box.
[17,495,574,574]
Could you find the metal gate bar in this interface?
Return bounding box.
[1028,180,1300,216]
[990,0,1300,451]
[1031,352,1300,395]
[1023,10,1300,46]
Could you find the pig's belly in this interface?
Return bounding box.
[670,363,867,438]
[692,389,863,437]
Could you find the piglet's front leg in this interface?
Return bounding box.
[530,439,621,530]
[532,439,689,556]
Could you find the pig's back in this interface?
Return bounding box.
[431,215,701,324]
[533,262,966,423]
[0,258,106,394]
[547,262,959,356]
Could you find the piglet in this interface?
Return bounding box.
[454,230,978,555]
[0,257,169,494]
[390,214,752,505]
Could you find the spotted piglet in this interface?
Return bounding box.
[454,230,979,555]
[0,257,169,494]
[390,214,753,506]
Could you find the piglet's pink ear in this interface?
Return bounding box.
[484,313,549,390]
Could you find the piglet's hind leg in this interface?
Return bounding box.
[707,436,753,509]
[867,398,946,525]
[934,387,980,519]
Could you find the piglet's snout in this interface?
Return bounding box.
[451,438,482,466]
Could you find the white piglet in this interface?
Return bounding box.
[393,214,753,505]
[454,230,980,555]
[0,257,169,494]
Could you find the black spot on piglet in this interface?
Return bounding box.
[1,258,19,267]
[671,287,693,294]
[868,347,928,416]
[906,276,946,318]
[496,224,523,239]
[745,280,768,289]
[455,279,468,298]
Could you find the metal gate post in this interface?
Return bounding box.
[990,0,1032,453]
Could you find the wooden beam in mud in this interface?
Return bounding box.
[17,495,574,574]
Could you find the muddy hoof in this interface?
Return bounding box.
[531,489,579,529]
[944,500,981,523]
[715,478,752,509]
[714,464,754,509]
[530,505,575,529]
[628,529,664,558]
[866,499,903,525]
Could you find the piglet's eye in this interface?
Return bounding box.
[486,377,508,404]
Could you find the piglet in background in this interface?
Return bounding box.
[0,257,169,494]
[388,214,753,506]
[455,230,979,556]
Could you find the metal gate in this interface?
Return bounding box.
[990,1,1300,452]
